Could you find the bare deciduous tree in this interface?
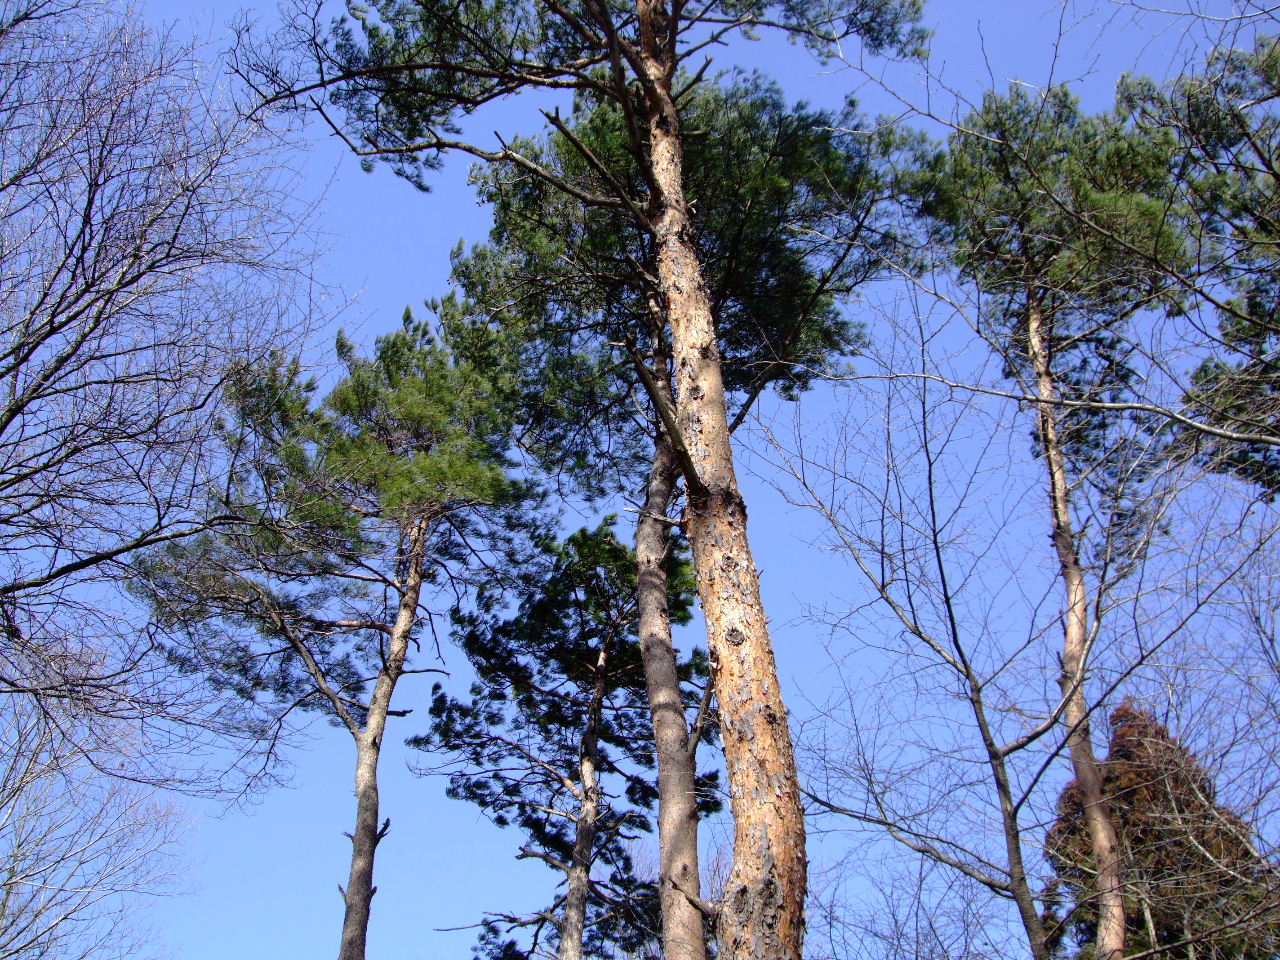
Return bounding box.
[755,290,1280,960]
[0,0,312,787]
[0,696,183,960]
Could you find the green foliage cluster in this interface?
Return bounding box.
[133,315,535,728]
[927,86,1186,574]
[413,520,717,960]
[435,75,916,496]
[1117,38,1280,494]
[325,0,925,188]
[324,316,513,512]
[936,87,1181,301]
[928,85,1183,369]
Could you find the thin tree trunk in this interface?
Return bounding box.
[636,6,806,958]
[1025,296,1126,960]
[976,700,1053,960]
[636,414,708,960]
[558,644,609,960]
[916,373,1051,960]
[338,521,427,960]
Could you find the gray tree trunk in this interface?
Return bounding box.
[337,521,427,960]
[636,422,709,960]
[557,645,610,960]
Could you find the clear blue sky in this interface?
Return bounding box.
[132,2,1232,958]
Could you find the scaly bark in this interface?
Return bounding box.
[635,4,806,958]
[338,519,427,960]
[635,385,709,960]
[1025,296,1126,960]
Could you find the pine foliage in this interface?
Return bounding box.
[412,520,718,960]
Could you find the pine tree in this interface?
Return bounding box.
[427,74,913,960]
[413,520,718,960]
[929,85,1186,960]
[1118,36,1280,495]
[238,6,926,954]
[132,314,541,960]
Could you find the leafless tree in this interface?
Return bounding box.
[0,2,316,952]
[0,695,184,960]
[806,854,1011,960]
[754,291,1280,960]
[757,310,1068,960]
[0,0,314,787]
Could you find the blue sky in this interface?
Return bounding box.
[130,2,1244,958]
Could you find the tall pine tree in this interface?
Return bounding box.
[929,85,1185,960]
[238,6,925,955]
[133,315,540,960]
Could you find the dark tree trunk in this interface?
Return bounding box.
[558,644,609,960]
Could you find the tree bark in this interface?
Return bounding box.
[636,417,709,960]
[636,5,807,958]
[980,711,1053,960]
[558,643,609,960]
[1025,296,1126,960]
[340,734,386,960]
[337,521,426,960]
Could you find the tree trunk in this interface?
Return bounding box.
[921,395,1050,960]
[340,735,386,960]
[636,420,709,960]
[558,644,609,960]
[1025,296,1126,960]
[959,648,1051,960]
[338,521,426,960]
[636,6,807,958]
[984,722,1052,960]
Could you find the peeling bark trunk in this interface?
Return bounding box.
[337,521,427,960]
[558,643,610,960]
[636,417,708,960]
[1025,297,1126,960]
[636,5,806,958]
